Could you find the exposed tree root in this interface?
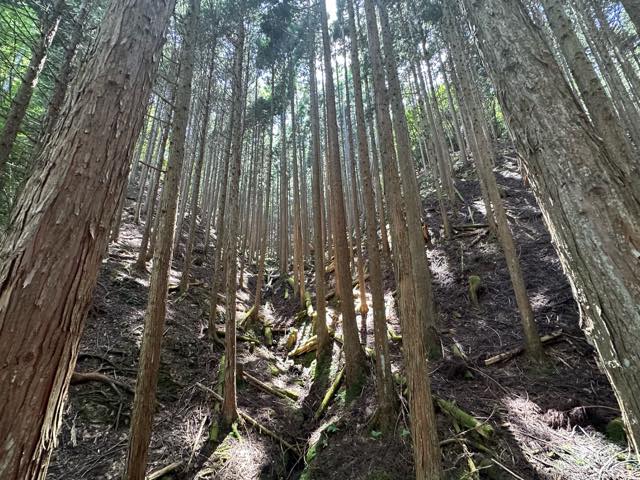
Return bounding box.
[70,371,134,395]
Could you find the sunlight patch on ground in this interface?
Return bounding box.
[503,396,639,479]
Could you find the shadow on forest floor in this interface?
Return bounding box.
[47,147,639,480]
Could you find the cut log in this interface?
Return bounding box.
[484,329,563,366]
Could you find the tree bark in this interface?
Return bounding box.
[463,0,640,456]
[363,1,442,477]
[42,0,90,141]
[377,0,440,358]
[308,22,330,358]
[345,0,397,428]
[622,0,640,33]
[124,1,198,478]
[221,22,246,428]
[320,0,367,389]
[180,43,217,292]
[0,0,175,478]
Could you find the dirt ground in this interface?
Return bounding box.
[47,149,639,480]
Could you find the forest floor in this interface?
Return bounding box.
[47,147,640,480]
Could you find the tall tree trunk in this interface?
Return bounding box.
[290,88,305,304]
[377,1,440,358]
[252,68,275,322]
[463,0,640,455]
[363,0,443,477]
[540,0,637,179]
[0,0,175,478]
[447,10,544,359]
[0,0,65,187]
[345,0,397,428]
[180,43,217,292]
[222,22,246,428]
[320,0,366,388]
[42,0,90,140]
[309,27,330,357]
[135,101,172,272]
[124,1,198,478]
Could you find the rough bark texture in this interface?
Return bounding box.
[124,1,198,478]
[42,0,90,140]
[0,0,174,478]
[463,0,640,455]
[377,1,441,358]
[363,0,442,477]
[541,0,638,181]
[320,0,366,388]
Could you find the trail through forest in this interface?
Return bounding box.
[47,149,636,480]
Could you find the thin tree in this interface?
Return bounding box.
[345,0,397,428]
[0,0,65,185]
[363,0,443,476]
[124,1,199,478]
[222,21,246,428]
[320,0,366,388]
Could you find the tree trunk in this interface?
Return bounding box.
[180,43,217,292]
[124,1,198,478]
[0,0,175,478]
[135,100,172,272]
[463,0,640,455]
[447,11,544,360]
[320,0,366,389]
[308,23,330,358]
[0,0,65,186]
[363,1,442,478]
[252,69,275,322]
[377,1,440,358]
[42,0,90,140]
[345,0,397,428]
[222,22,246,428]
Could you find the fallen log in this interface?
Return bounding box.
[484,329,563,366]
[315,368,344,420]
[195,382,300,454]
[288,336,318,357]
[453,223,489,230]
[146,461,182,480]
[435,397,494,440]
[241,370,299,401]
